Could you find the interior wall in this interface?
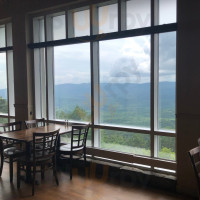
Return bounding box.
[0,0,200,197]
[176,0,200,197]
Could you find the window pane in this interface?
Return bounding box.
[100,36,150,128]
[159,0,177,25]
[100,129,150,156]
[34,48,46,119]
[74,9,90,37]
[7,51,15,116]
[126,0,150,30]
[33,17,45,43]
[0,26,6,47]
[0,53,8,114]
[53,15,66,40]
[54,43,91,122]
[158,32,176,131]
[98,4,118,34]
[0,118,8,124]
[156,136,175,161]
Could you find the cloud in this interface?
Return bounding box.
[159,32,176,82]
[53,32,176,85]
[100,36,150,83]
[54,43,90,84]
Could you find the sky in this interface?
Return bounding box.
[0,0,177,89]
[53,0,176,85]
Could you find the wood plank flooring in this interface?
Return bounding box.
[0,163,196,200]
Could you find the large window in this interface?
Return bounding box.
[32,0,177,172]
[0,22,15,123]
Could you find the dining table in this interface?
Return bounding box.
[0,123,72,182]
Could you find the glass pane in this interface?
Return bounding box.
[100,129,150,156]
[74,9,90,37]
[99,36,150,128]
[7,51,15,116]
[126,0,151,30]
[98,4,118,34]
[6,22,13,46]
[0,53,8,114]
[33,17,45,43]
[0,26,6,47]
[158,32,176,131]
[54,43,91,122]
[53,15,66,40]
[34,48,46,119]
[0,117,8,123]
[159,0,177,25]
[156,136,175,161]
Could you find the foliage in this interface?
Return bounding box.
[55,82,176,161]
[0,96,8,114]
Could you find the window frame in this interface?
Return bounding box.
[31,0,177,173]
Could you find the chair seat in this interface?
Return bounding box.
[3,147,24,157]
[59,144,84,152]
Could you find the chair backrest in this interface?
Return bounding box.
[188,146,200,190]
[0,121,23,148]
[25,118,45,129]
[71,124,90,151]
[0,121,22,133]
[33,129,59,162]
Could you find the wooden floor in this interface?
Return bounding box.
[0,163,196,200]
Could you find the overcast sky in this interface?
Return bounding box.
[53,0,176,85]
[0,0,176,89]
[54,31,176,85]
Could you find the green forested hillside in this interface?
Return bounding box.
[56,82,176,160]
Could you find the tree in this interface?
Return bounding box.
[68,105,88,121]
[0,96,8,114]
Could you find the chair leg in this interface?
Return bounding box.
[41,164,45,180]
[53,156,59,185]
[9,157,13,183]
[84,148,87,167]
[70,154,73,180]
[0,154,4,176]
[17,161,20,189]
[32,164,36,196]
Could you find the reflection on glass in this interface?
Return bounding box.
[74,10,90,37]
[0,53,8,114]
[99,36,150,128]
[158,32,176,131]
[156,136,175,161]
[98,4,118,34]
[159,0,177,25]
[126,0,151,30]
[53,15,66,40]
[54,43,91,122]
[0,26,6,47]
[100,129,150,156]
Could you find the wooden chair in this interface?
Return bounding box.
[188,146,200,199]
[24,118,45,129]
[59,124,90,179]
[17,129,59,196]
[0,121,24,182]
